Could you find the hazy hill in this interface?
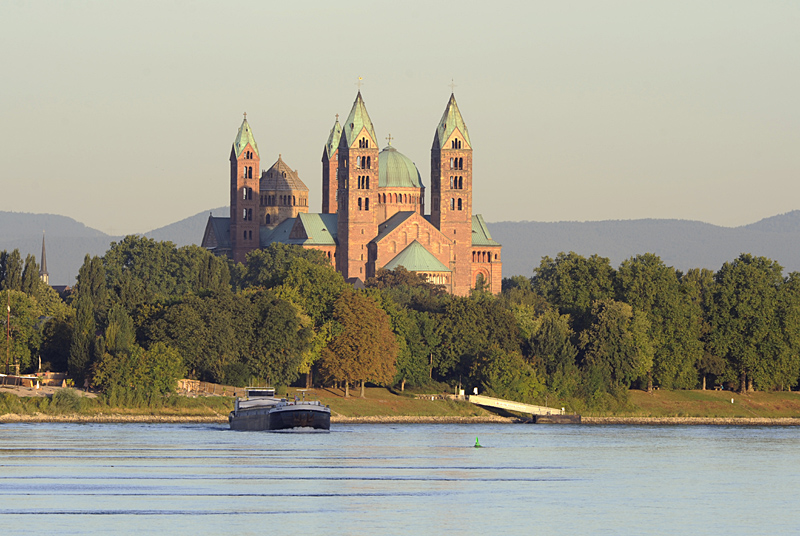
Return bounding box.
[490,211,800,277]
[3,208,800,285]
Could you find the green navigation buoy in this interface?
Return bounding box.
[474,437,481,448]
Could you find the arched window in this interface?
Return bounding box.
[449,157,453,170]
[450,198,455,210]
[266,214,270,224]
[248,230,252,240]
[358,197,362,210]
[243,230,247,239]
[472,251,476,262]
[449,177,454,189]
[366,176,370,189]
[293,196,296,206]
[459,176,463,189]
[365,197,369,211]
[366,156,371,169]
[242,208,247,220]
[458,198,462,210]
[249,167,253,178]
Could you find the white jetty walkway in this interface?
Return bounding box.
[467,394,564,416]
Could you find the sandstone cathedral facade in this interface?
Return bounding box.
[202,91,502,296]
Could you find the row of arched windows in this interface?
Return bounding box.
[356,156,371,169]
[357,175,370,189]
[357,197,370,211]
[358,137,370,148]
[450,198,463,211]
[243,166,254,178]
[260,195,307,207]
[449,157,463,170]
[449,176,464,189]
[472,251,498,263]
[451,139,462,149]
[377,192,419,204]
[242,187,254,200]
[242,208,253,221]
[242,230,253,240]
[243,151,254,159]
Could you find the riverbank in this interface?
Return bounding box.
[2,385,800,424]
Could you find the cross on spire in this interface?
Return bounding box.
[335,113,339,121]
[243,112,247,120]
[449,79,457,93]
[356,77,364,90]
[386,133,393,146]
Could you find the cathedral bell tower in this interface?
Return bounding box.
[336,92,379,280]
[431,93,473,295]
[230,114,261,264]
[321,116,342,214]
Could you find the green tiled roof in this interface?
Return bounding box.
[379,146,423,188]
[383,241,450,273]
[433,93,471,150]
[471,214,501,246]
[325,118,342,159]
[263,213,338,247]
[233,118,259,158]
[341,92,377,148]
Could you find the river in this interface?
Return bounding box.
[1,422,798,535]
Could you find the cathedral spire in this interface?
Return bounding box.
[39,231,49,285]
[341,91,377,148]
[325,115,342,158]
[233,114,259,158]
[433,93,471,150]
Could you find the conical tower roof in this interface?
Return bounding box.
[39,231,48,279]
[324,117,342,159]
[260,155,308,192]
[233,116,259,158]
[433,93,471,149]
[341,91,377,148]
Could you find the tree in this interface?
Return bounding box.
[239,243,332,290]
[249,291,313,387]
[319,290,398,397]
[616,254,703,389]
[0,290,42,374]
[532,252,616,333]
[434,295,520,381]
[470,346,545,403]
[68,291,95,382]
[530,308,580,397]
[579,299,653,391]
[710,254,785,392]
[0,249,23,291]
[72,255,108,326]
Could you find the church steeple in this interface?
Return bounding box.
[39,231,49,285]
[431,92,473,295]
[230,114,261,263]
[337,91,379,280]
[321,116,342,214]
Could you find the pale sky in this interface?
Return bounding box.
[1,1,798,235]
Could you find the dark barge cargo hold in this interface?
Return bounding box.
[229,388,331,431]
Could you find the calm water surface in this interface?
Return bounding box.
[1,422,798,535]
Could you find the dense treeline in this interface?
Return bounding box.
[3,238,800,410]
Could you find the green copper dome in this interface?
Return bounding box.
[379,145,423,188]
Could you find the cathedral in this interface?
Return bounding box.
[201,91,502,296]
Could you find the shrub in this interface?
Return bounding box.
[51,388,85,414]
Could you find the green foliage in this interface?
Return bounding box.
[617,254,703,389]
[51,388,86,414]
[366,267,449,313]
[710,254,788,391]
[580,300,653,391]
[239,243,332,290]
[0,289,43,373]
[470,346,545,403]
[533,252,616,332]
[0,249,23,291]
[434,294,519,380]
[68,290,95,381]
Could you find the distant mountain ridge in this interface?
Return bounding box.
[2,208,800,285]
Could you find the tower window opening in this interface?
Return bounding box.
[450,198,455,210]
[458,198,462,210]
[449,157,453,170]
[358,198,362,210]
[366,156,371,169]
[266,214,271,224]
[293,196,296,206]
[243,230,247,239]
[449,177,454,189]
[249,230,252,240]
[459,176,463,189]
[365,197,369,210]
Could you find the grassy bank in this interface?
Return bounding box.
[3,386,800,423]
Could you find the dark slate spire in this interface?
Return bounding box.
[39,231,49,284]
